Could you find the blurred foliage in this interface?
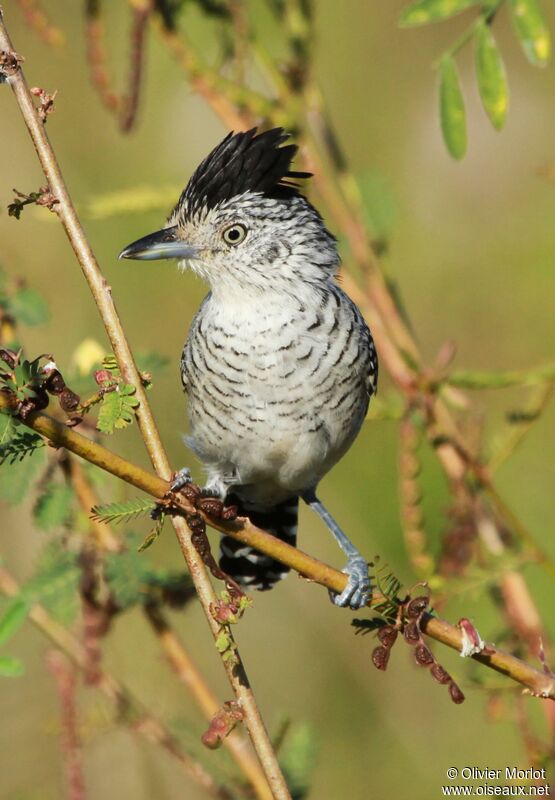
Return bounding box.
[400,0,550,157]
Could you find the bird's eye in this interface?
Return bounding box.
[222,224,248,246]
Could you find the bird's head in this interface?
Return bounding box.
[119,128,338,297]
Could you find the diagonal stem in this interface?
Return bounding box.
[64,454,274,800]
[0,11,288,799]
[2,393,554,702]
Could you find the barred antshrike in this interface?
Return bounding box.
[120,128,378,609]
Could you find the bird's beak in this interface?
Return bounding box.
[118,225,200,261]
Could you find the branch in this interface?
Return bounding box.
[0,12,287,799]
[2,394,554,702]
[65,455,273,800]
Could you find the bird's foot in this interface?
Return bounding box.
[329,555,370,610]
[170,467,193,493]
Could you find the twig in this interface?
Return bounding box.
[64,454,274,800]
[46,651,88,800]
[2,394,554,701]
[119,0,151,133]
[0,12,288,799]
[0,566,234,800]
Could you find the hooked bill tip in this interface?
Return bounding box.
[117,226,198,262]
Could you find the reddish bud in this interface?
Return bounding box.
[94,369,112,385]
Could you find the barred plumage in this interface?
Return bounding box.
[120,127,378,609]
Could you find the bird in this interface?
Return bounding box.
[119,127,378,609]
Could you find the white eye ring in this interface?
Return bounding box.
[222,223,248,246]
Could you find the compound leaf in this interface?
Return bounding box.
[97,384,139,434]
[0,442,46,505]
[90,497,157,525]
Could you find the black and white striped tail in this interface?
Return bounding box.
[219,496,298,591]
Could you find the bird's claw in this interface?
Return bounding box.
[329,556,370,610]
[170,467,193,493]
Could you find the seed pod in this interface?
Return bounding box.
[406,596,428,619]
[197,497,224,518]
[371,646,390,671]
[377,625,398,648]
[430,663,451,685]
[403,621,420,644]
[59,387,80,412]
[449,682,465,704]
[44,369,65,395]
[221,505,238,521]
[414,644,434,667]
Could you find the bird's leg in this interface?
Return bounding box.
[301,489,370,610]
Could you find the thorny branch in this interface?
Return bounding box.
[64,453,274,800]
[0,11,289,800]
[1,391,554,703]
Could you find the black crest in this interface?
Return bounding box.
[179,127,311,218]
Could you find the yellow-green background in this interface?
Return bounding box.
[1,1,555,798]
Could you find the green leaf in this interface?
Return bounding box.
[33,483,74,531]
[137,515,165,552]
[280,724,317,799]
[439,55,467,159]
[215,631,231,652]
[509,0,551,66]
[0,442,46,504]
[97,384,139,434]
[0,412,18,446]
[475,20,509,130]
[90,496,157,525]
[0,430,45,465]
[399,0,479,27]
[0,599,29,646]
[8,286,50,326]
[0,655,25,677]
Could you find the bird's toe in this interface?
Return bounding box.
[329,556,370,610]
[170,467,193,492]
